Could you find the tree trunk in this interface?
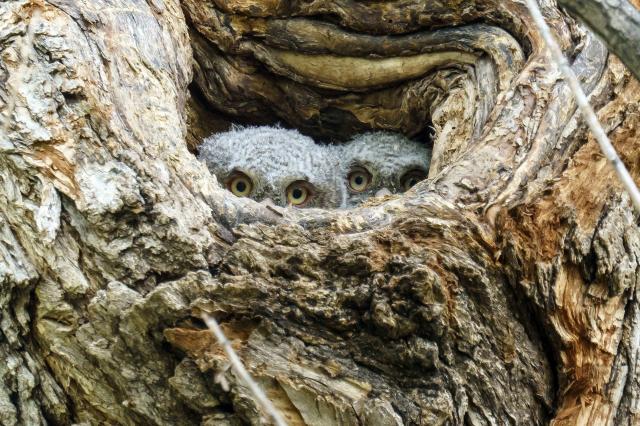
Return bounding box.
[1,1,639,425]
[557,0,640,82]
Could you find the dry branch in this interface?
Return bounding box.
[558,0,640,82]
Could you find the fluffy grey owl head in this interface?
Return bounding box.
[198,126,346,208]
[341,132,432,207]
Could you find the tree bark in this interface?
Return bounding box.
[1,1,639,425]
[557,0,640,82]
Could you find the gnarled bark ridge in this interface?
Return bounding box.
[1,0,639,425]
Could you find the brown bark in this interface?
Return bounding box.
[558,0,640,82]
[1,0,639,425]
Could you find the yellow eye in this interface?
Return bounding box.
[400,169,427,191]
[286,181,313,207]
[348,167,372,192]
[226,173,253,197]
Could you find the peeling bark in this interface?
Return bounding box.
[558,0,640,82]
[1,0,640,425]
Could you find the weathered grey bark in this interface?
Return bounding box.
[558,0,640,82]
[1,0,640,425]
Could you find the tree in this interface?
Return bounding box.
[1,0,639,424]
[557,0,640,82]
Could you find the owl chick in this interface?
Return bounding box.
[341,132,431,207]
[198,126,346,208]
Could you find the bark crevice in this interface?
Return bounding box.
[1,0,640,424]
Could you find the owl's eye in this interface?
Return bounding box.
[400,169,427,191]
[348,167,372,192]
[286,181,314,207]
[226,172,253,197]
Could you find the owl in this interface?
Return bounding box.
[198,126,347,208]
[341,132,431,207]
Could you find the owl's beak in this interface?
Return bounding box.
[375,188,392,197]
[260,198,276,207]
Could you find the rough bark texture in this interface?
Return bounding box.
[1,0,640,425]
[558,0,640,82]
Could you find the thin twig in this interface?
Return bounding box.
[524,0,640,213]
[202,315,288,426]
